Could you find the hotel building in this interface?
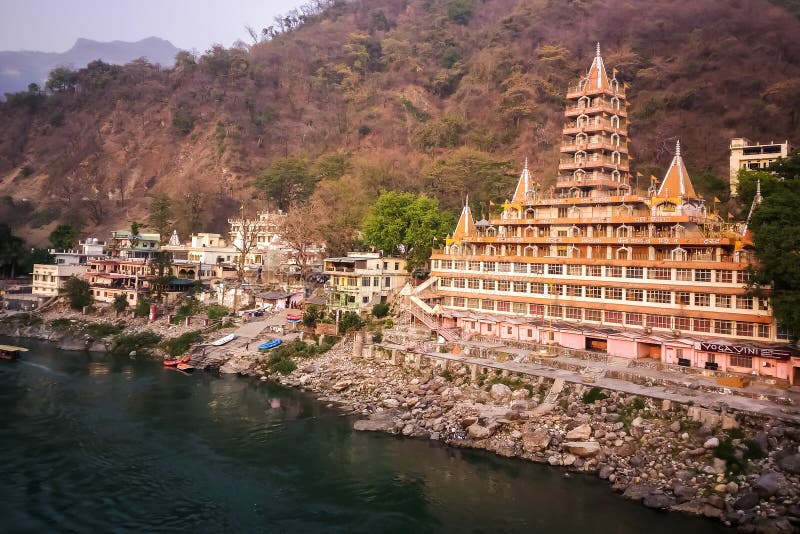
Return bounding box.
[427,46,799,384]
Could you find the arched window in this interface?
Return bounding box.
[612,151,621,165]
[524,245,538,257]
[576,132,588,145]
[525,208,536,219]
[450,244,461,255]
[610,133,620,147]
[615,246,631,259]
[573,169,586,181]
[616,224,631,237]
[485,245,496,255]
[575,150,587,163]
[670,247,687,261]
[577,113,589,128]
[525,225,536,238]
[578,96,590,108]
[611,115,620,129]
[611,96,620,110]
[486,226,497,237]
[611,170,621,182]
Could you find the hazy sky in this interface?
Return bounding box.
[0,0,304,52]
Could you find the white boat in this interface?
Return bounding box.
[211,334,236,346]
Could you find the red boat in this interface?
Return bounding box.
[286,313,302,322]
[163,355,191,367]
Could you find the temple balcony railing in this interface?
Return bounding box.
[561,140,627,153]
[565,102,626,117]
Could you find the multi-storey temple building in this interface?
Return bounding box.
[427,46,800,385]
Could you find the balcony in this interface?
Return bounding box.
[565,102,626,117]
[559,157,629,172]
[563,119,627,136]
[561,139,627,153]
[566,84,625,99]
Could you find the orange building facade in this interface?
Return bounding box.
[428,46,800,385]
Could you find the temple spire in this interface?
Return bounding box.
[452,195,475,241]
[744,179,763,234]
[586,42,609,89]
[656,139,697,198]
[512,157,534,203]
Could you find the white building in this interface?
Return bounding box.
[32,264,88,297]
[324,252,407,312]
[729,138,790,196]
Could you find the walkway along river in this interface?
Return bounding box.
[0,338,729,533]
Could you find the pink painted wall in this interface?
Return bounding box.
[607,338,637,359]
[559,332,585,350]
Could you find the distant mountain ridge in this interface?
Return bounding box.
[0,37,179,95]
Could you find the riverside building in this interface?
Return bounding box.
[427,46,800,385]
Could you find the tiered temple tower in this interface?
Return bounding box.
[427,46,798,382]
[558,43,629,196]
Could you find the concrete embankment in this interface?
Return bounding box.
[262,338,800,532]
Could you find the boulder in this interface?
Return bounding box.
[669,421,682,433]
[733,491,760,510]
[643,493,675,509]
[753,471,786,498]
[382,398,400,409]
[521,428,551,453]
[564,441,601,458]
[672,483,696,503]
[703,437,719,449]
[778,453,800,475]
[490,383,512,401]
[562,454,577,466]
[467,423,491,440]
[565,423,592,441]
[598,465,615,479]
[353,414,395,432]
[623,483,657,502]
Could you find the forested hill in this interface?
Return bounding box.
[2,0,800,246]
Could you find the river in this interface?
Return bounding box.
[0,338,728,533]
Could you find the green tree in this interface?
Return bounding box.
[172,109,195,135]
[748,152,800,343]
[112,293,129,316]
[49,224,79,251]
[362,192,455,271]
[0,224,27,277]
[147,194,173,243]
[61,275,92,310]
[446,0,474,25]
[338,311,363,334]
[45,67,78,93]
[253,157,313,210]
[424,148,513,213]
[737,170,783,208]
[372,302,390,318]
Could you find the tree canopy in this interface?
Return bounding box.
[253,157,315,211]
[61,275,92,310]
[748,152,800,343]
[147,194,174,243]
[361,191,455,271]
[49,224,79,250]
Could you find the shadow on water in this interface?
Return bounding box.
[0,337,731,533]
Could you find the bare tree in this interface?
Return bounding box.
[229,206,259,311]
[282,200,323,285]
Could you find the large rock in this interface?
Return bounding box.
[353,414,395,432]
[565,423,592,441]
[623,483,657,502]
[703,437,719,449]
[563,441,601,458]
[57,335,87,351]
[733,491,760,510]
[778,453,800,475]
[490,383,512,401]
[754,471,786,498]
[643,493,675,509]
[672,483,696,504]
[521,428,551,453]
[467,423,491,440]
[382,398,400,409]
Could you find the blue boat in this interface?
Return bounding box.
[258,339,282,351]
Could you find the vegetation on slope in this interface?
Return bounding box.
[1,0,799,247]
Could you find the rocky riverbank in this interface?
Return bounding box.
[263,339,800,533]
[0,306,211,354]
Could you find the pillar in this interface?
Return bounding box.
[352,332,364,359]
[470,363,478,382]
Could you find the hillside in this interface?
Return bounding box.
[0,37,179,96]
[1,0,799,248]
